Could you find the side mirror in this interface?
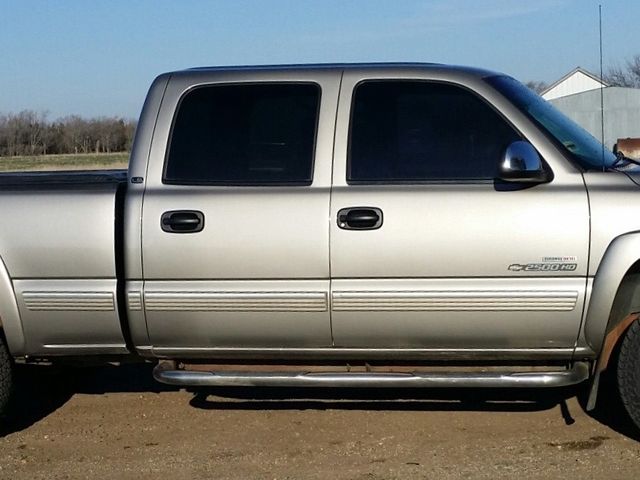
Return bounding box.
[499,141,549,183]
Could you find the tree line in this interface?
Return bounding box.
[0,111,136,157]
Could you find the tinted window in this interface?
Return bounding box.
[348,81,521,183]
[165,83,319,185]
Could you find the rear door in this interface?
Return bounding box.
[141,69,340,354]
[329,70,589,352]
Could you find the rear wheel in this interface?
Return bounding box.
[0,336,12,416]
[617,318,640,430]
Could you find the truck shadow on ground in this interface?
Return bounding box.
[190,386,639,442]
[0,362,174,437]
[1,362,638,442]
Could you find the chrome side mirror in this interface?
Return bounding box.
[499,141,549,183]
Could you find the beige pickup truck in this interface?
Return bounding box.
[1,63,640,430]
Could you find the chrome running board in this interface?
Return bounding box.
[153,361,590,389]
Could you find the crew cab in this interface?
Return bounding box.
[1,63,639,430]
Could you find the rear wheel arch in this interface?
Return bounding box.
[0,255,25,356]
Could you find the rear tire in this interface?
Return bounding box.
[0,336,12,416]
[617,319,640,431]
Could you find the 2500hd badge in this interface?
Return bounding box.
[508,257,578,272]
[508,263,578,272]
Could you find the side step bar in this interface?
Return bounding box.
[153,361,590,389]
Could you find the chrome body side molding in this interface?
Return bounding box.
[144,291,328,312]
[331,290,579,311]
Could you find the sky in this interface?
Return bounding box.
[1,0,638,119]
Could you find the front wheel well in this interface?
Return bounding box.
[593,263,640,376]
[607,261,640,333]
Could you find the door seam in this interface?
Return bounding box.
[328,69,345,347]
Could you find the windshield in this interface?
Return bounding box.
[486,75,616,170]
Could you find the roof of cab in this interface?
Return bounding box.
[186,62,442,71]
[172,62,501,79]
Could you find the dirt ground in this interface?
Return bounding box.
[0,363,639,480]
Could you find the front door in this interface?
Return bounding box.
[329,72,589,351]
[141,70,340,354]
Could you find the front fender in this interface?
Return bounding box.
[585,232,640,353]
[0,255,25,356]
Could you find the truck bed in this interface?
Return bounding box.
[0,169,129,355]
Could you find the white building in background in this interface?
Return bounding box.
[549,87,640,149]
[541,67,640,151]
[541,67,608,101]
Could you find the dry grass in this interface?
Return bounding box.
[0,153,129,172]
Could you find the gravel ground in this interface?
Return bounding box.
[0,363,639,480]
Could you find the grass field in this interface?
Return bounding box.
[0,153,129,172]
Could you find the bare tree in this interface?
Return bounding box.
[24,111,47,155]
[605,54,640,88]
[525,81,548,94]
[4,113,25,156]
[0,114,8,156]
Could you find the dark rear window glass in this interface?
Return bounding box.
[348,81,521,183]
[164,83,320,185]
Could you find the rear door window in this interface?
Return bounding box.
[165,83,320,185]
